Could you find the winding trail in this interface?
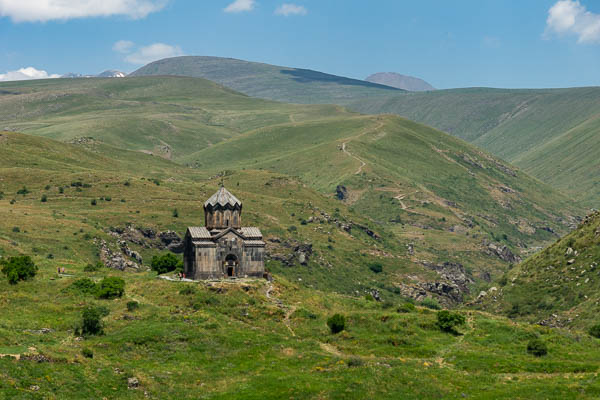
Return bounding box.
[265,282,297,337]
[340,119,385,175]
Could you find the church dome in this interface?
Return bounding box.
[204,187,242,230]
[204,187,242,209]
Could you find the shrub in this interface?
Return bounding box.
[91,199,97,206]
[589,324,600,338]
[105,196,111,202]
[84,261,103,272]
[397,302,416,313]
[1,255,38,284]
[527,339,548,357]
[10,199,15,204]
[41,194,47,202]
[81,348,94,358]
[70,278,97,294]
[17,186,29,195]
[327,313,346,334]
[294,308,318,319]
[369,262,383,274]
[420,298,441,310]
[288,225,297,232]
[59,187,64,194]
[179,285,197,295]
[44,185,51,190]
[172,209,179,218]
[96,277,125,299]
[436,310,466,333]
[12,227,20,233]
[124,181,131,187]
[151,253,183,274]
[79,305,110,336]
[347,357,364,367]
[126,301,139,312]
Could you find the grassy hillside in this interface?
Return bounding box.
[478,211,600,330]
[0,77,582,293]
[128,56,600,206]
[0,132,598,397]
[346,87,600,206]
[130,56,402,104]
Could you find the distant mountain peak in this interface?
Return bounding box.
[97,70,126,78]
[365,72,435,92]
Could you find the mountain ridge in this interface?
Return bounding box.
[366,72,435,91]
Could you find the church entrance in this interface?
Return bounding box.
[225,254,238,277]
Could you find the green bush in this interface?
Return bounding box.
[90,199,97,206]
[327,313,346,334]
[397,302,416,313]
[179,285,197,295]
[79,305,109,336]
[347,357,364,367]
[436,310,466,333]
[589,324,600,338]
[82,348,94,358]
[70,278,97,294]
[17,186,29,195]
[172,209,179,218]
[527,339,548,357]
[84,261,103,272]
[368,262,383,273]
[1,255,38,284]
[126,301,139,311]
[41,194,47,202]
[12,227,20,233]
[151,253,183,274]
[96,277,125,299]
[420,298,441,310]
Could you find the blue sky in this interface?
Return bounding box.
[1,0,599,88]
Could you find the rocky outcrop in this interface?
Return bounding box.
[266,238,312,266]
[421,261,473,294]
[158,231,184,253]
[485,242,522,263]
[97,239,140,271]
[335,185,348,200]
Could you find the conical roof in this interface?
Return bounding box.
[204,187,242,208]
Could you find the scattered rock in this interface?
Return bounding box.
[421,261,473,294]
[128,377,140,389]
[97,239,140,271]
[29,385,40,391]
[159,231,184,253]
[485,242,521,263]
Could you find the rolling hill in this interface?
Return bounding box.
[477,210,600,330]
[129,56,600,207]
[1,132,600,398]
[129,56,402,104]
[0,76,582,299]
[365,72,435,91]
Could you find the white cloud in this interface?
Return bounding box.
[275,3,307,16]
[546,0,600,43]
[0,0,166,23]
[113,40,135,54]
[123,42,184,65]
[0,67,60,82]
[224,0,255,13]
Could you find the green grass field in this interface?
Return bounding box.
[0,75,598,398]
[128,56,600,207]
[0,77,581,290]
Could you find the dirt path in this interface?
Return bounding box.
[340,119,385,175]
[265,282,297,337]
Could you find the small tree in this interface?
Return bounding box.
[527,339,548,357]
[327,313,346,334]
[368,262,383,274]
[80,305,109,336]
[1,255,38,284]
[589,324,600,338]
[96,277,125,299]
[151,253,183,274]
[437,310,466,333]
[172,209,179,218]
[41,194,48,203]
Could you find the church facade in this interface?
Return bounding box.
[184,187,265,280]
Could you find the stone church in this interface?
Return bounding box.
[184,187,265,280]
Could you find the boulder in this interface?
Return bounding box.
[159,231,184,253]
